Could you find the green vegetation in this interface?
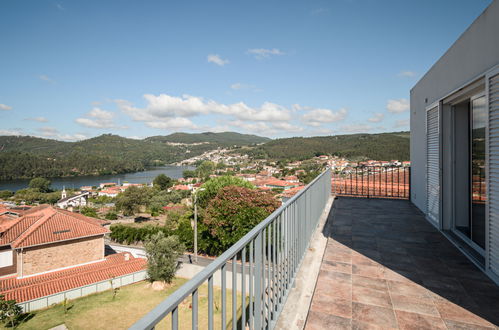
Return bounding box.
[115,186,153,216]
[152,174,173,190]
[144,232,185,283]
[3,279,244,330]
[145,131,270,146]
[109,175,275,257]
[204,186,279,254]
[197,176,254,208]
[28,177,52,192]
[0,295,22,328]
[241,131,410,161]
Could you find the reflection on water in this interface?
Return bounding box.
[0,165,195,192]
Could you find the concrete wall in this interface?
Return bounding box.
[18,270,147,312]
[18,236,104,276]
[410,0,499,212]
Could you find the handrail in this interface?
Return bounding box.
[130,168,332,330]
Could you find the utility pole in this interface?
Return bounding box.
[194,192,198,263]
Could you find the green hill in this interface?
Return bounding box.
[145,132,270,145]
[0,132,269,180]
[240,131,410,161]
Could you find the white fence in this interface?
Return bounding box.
[18,270,147,312]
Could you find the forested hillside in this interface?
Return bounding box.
[146,132,270,145]
[240,132,410,161]
[0,132,269,180]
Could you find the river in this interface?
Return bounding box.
[0,165,195,192]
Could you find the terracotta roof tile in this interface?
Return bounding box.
[0,206,110,249]
[0,253,146,303]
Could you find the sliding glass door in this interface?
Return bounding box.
[470,95,486,250]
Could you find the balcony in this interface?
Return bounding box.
[131,169,498,329]
[305,197,499,329]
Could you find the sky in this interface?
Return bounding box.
[0,0,493,140]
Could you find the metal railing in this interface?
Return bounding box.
[130,168,332,330]
[331,166,410,199]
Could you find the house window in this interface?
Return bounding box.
[0,250,13,267]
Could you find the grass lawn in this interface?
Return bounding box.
[4,278,245,330]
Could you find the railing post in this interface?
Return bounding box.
[254,232,263,329]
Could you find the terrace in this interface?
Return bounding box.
[131,169,499,329]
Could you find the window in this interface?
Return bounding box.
[0,250,13,268]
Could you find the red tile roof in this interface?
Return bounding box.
[0,253,146,303]
[0,205,110,249]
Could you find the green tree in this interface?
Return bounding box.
[197,176,254,208]
[105,211,118,220]
[144,232,185,283]
[28,177,51,192]
[0,294,22,328]
[80,206,98,218]
[182,170,196,178]
[203,186,279,255]
[153,174,173,190]
[196,161,216,179]
[0,191,14,200]
[116,186,152,216]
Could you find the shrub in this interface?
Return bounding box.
[197,176,254,208]
[203,186,279,255]
[145,232,185,283]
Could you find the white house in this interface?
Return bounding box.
[56,189,90,210]
[411,0,499,284]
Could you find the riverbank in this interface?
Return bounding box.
[0,165,195,192]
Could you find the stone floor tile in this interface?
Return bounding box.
[309,295,352,319]
[352,302,398,329]
[352,264,385,279]
[352,275,388,291]
[394,310,447,330]
[322,260,352,274]
[352,286,392,308]
[390,293,439,317]
[434,300,496,328]
[443,319,497,330]
[305,310,351,330]
[387,280,431,299]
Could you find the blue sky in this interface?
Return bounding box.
[0,0,492,140]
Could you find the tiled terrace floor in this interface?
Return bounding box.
[305,197,499,330]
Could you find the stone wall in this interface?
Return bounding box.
[17,236,104,276]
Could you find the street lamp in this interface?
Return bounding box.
[192,188,205,263]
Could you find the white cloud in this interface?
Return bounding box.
[146,117,198,130]
[340,124,373,133]
[368,113,384,123]
[311,128,334,136]
[207,54,229,66]
[228,120,302,136]
[398,71,416,77]
[302,108,348,127]
[25,117,49,122]
[247,48,284,60]
[271,122,304,133]
[0,129,23,136]
[39,75,55,83]
[75,108,126,129]
[387,98,409,113]
[394,119,410,128]
[117,94,292,123]
[36,126,87,141]
[0,104,12,111]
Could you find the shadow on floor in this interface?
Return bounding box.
[306,197,499,329]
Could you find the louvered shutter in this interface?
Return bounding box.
[487,71,499,277]
[427,105,440,225]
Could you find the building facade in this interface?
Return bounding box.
[411,0,499,284]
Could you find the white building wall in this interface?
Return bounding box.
[411,0,499,212]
